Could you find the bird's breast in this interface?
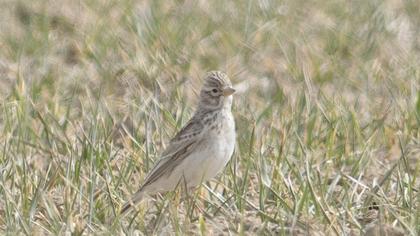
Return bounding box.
[176,111,235,186]
[207,111,235,162]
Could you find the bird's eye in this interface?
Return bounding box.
[211,89,218,93]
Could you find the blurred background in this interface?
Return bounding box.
[0,0,419,235]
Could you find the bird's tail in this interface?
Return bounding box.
[120,190,145,215]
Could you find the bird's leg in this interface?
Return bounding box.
[185,186,212,221]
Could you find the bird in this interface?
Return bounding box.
[120,71,236,215]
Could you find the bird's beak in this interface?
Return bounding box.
[222,87,236,96]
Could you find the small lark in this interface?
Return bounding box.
[121,71,236,214]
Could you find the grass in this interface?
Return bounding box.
[0,0,419,235]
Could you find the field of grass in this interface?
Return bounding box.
[1,0,419,235]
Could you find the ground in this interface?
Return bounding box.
[0,0,419,235]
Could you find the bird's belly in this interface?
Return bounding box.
[204,130,235,177]
[178,120,235,187]
[162,114,235,190]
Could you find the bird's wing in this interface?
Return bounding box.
[120,116,205,214]
[139,116,205,189]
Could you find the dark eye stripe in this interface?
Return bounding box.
[205,89,219,96]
